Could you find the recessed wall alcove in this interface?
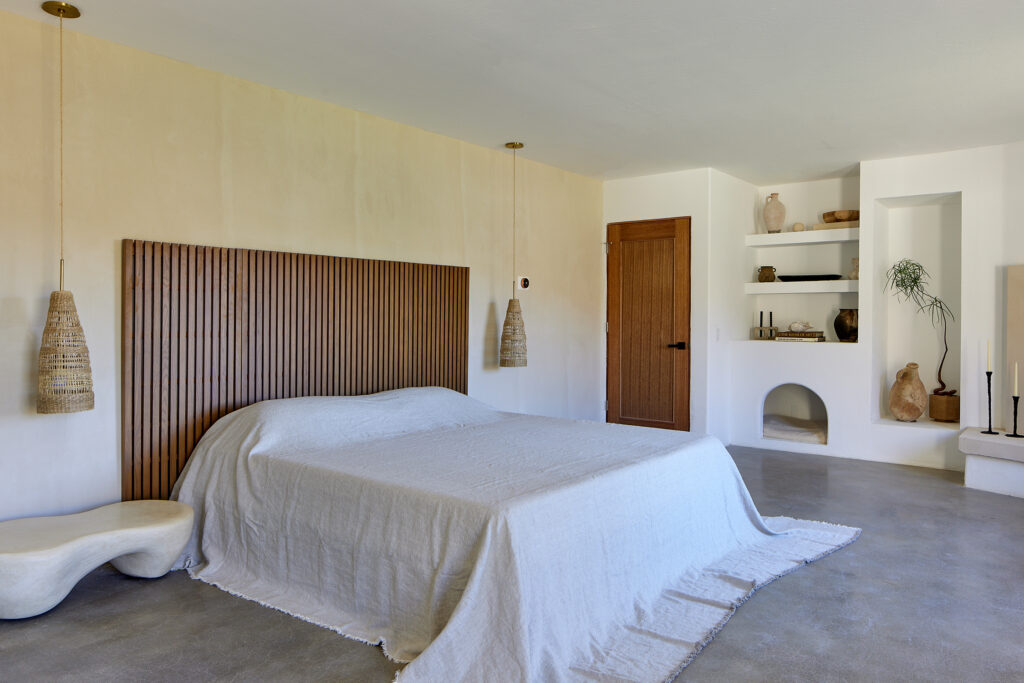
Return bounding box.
[872,192,962,425]
[762,383,828,445]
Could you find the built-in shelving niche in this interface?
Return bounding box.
[746,228,860,342]
[763,383,828,445]
[872,192,962,425]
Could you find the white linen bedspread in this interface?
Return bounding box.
[172,388,858,682]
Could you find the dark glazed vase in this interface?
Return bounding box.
[833,308,858,342]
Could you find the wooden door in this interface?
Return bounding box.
[607,217,690,430]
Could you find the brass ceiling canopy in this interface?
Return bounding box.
[41,2,80,19]
[505,142,524,150]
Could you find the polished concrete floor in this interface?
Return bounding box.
[2,447,1023,682]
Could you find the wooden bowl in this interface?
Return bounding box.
[823,210,859,223]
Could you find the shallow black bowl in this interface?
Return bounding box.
[776,274,842,282]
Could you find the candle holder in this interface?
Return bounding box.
[1007,395,1024,438]
[981,371,998,434]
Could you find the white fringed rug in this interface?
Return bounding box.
[570,517,860,682]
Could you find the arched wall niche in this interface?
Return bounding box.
[762,383,828,445]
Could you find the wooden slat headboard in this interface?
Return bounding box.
[121,239,469,501]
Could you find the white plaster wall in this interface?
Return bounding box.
[707,170,759,440]
[0,13,604,521]
[728,342,864,457]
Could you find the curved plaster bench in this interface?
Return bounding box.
[0,500,193,619]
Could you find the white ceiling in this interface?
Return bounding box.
[4,0,1023,184]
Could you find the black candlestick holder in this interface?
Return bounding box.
[981,371,998,434]
[1007,395,1024,438]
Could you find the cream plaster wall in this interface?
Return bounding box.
[0,12,604,521]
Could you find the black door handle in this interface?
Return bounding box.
[666,341,687,350]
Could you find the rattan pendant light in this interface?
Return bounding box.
[37,1,94,414]
[499,142,527,368]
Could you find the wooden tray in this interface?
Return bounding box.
[813,220,859,231]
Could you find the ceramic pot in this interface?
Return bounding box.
[890,362,927,421]
[757,266,776,282]
[763,193,786,233]
[833,308,858,342]
[848,257,859,280]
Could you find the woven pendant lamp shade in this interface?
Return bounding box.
[38,290,94,413]
[499,298,527,367]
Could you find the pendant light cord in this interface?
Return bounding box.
[511,146,516,300]
[58,12,65,290]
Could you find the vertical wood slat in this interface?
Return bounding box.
[202,247,212,433]
[225,249,235,415]
[121,241,135,501]
[159,245,171,499]
[326,256,334,395]
[344,259,354,396]
[145,242,156,499]
[185,247,196,466]
[269,251,278,399]
[174,245,187,478]
[236,250,248,410]
[254,251,263,403]
[121,240,468,500]
[211,248,222,427]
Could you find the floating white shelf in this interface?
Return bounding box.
[874,417,961,431]
[735,340,857,346]
[745,228,859,248]
[744,280,859,295]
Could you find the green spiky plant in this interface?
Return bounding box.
[883,258,956,396]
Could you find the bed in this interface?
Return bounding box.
[122,240,858,681]
[172,387,858,682]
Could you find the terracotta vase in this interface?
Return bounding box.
[833,308,858,342]
[757,266,776,282]
[763,193,786,233]
[890,362,927,422]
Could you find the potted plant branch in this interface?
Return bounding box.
[883,258,959,422]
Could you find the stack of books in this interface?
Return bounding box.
[776,330,825,342]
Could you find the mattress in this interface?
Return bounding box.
[172,387,858,682]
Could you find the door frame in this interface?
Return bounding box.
[606,216,691,430]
